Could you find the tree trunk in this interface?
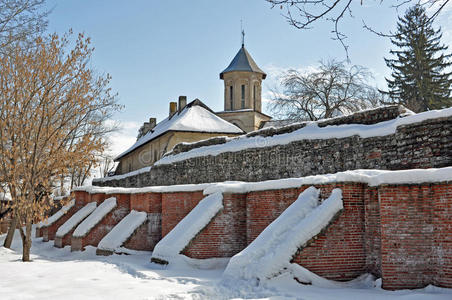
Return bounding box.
[21,220,32,262]
[3,214,17,248]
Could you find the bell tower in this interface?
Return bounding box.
[219,38,266,113]
[216,37,271,133]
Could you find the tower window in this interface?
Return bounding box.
[241,84,245,109]
[229,86,233,110]
[253,84,256,103]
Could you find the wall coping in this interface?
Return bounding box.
[154,107,452,166]
[77,167,452,195]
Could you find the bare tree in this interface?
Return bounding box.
[0,32,120,261]
[270,60,382,121]
[98,153,116,178]
[0,0,49,53]
[266,0,450,59]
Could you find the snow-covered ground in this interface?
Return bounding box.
[1,229,451,299]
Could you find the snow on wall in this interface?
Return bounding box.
[78,167,452,196]
[223,187,343,282]
[92,167,152,183]
[151,192,223,264]
[97,210,147,252]
[56,202,97,237]
[156,107,452,166]
[73,197,117,238]
[38,199,75,228]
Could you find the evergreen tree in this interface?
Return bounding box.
[382,5,452,112]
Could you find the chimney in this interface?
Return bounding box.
[178,96,187,113]
[169,101,177,117]
[149,117,156,129]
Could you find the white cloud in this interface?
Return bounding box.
[105,120,140,158]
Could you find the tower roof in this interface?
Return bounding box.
[220,45,266,79]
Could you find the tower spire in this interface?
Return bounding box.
[241,19,245,47]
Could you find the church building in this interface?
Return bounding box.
[113,42,271,175]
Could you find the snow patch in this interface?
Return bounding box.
[79,167,452,196]
[223,187,343,282]
[38,199,75,228]
[73,197,117,238]
[203,167,452,195]
[56,202,97,237]
[151,192,223,264]
[156,107,452,165]
[97,210,147,252]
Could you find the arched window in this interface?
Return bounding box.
[229,86,233,110]
[253,84,256,108]
[241,84,245,109]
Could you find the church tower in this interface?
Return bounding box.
[219,44,266,112]
[216,38,271,132]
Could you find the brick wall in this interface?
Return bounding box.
[71,193,130,251]
[182,193,247,258]
[246,188,301,245]
[66,181,451,290]
[74,191,89,209]
[42,205,78,242]
[161,191,204,237]
[363,187,381,277]
[432,183,452,288]
[379,185,435,289]
[287,183,366,281]
[378,183,452,290]
[123,193,163,251]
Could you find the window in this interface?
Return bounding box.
[253,84,256,107]
[241,84,245,109]
[229,86,233,110]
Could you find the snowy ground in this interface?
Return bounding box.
[1,229,451,300]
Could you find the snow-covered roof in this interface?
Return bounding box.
[115,99,244,161]
[220,45,266,79]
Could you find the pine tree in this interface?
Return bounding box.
[382,5,452,112]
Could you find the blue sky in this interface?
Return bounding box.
[44,0,451,156]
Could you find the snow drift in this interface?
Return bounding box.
[56,202,97,238]
[97,210,147,253]
[223,187,343,282]
[151,192,223,264]
[73,197,117,238]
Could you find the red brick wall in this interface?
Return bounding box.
[42,205,78,242]
[71,193,130,251]
[432,183,452,288]
[246,188,301,245]
[182,193,247,258]
[74,191,89,209]
[122,219,160,251]
[66,181,452,290]
[161,191,204,237]
[91,193,107,205]
[291,183,367,281]
[363,187,381,277]
[54,226,76,248]
[379,185,435,290]
[124,193,163,251]
[130,192,162,213]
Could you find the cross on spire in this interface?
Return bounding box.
[241,19,245,47]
